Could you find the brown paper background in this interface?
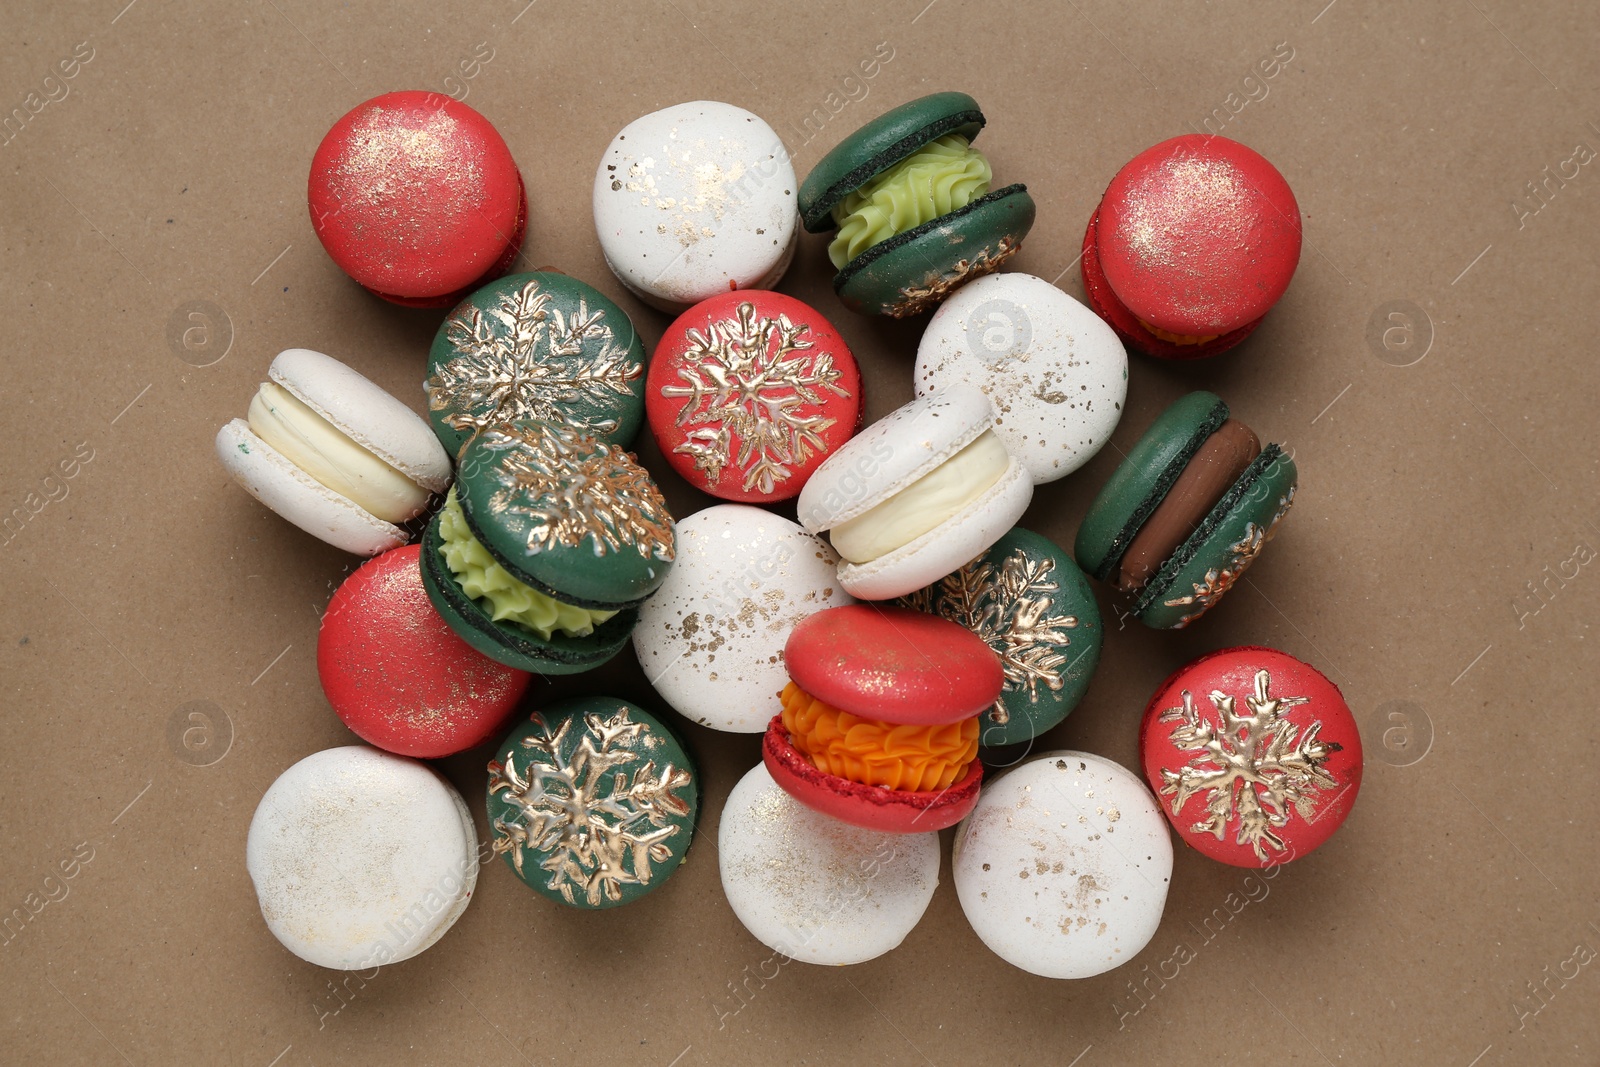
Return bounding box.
[3,1,1597,1064]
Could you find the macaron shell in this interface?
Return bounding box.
[915,273,1127,484]
[784,604,1003,723]
[798,91,986,230]
[951,750,1172,979]
[419,512,638,674]
[593,101,798,309]
[1074,391,1229,582]
[271,348,452,493]
[797,384,995,533]
[836,454,1032,601]
[834,185,1035,318]
[318,546,532,757]
[647,291,862,502]
[246,746,478,970]
[1096,135,1301,335]
[763,715,983,833]
[631,505,853,733]
[425,272,647,457]
[898,527,1103,747]
[1137,446,1297,629]
[718,763,941,965]
[308,92,524,301]
[1138,646,1361,867]
[216,420,406,557]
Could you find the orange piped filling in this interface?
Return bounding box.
[780,682,979,792]
[1137,318,1219,345]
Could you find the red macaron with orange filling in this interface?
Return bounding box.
[762,604,1003,833]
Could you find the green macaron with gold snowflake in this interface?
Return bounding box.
[419,421,676,674]
[798,91,1036,318]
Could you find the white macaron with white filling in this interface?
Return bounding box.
[246,746,479,971]
[796,384,1032,600]
[216,348,451,555]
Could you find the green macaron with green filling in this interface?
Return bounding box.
[420,421,676,673]
[1074,392,1297,629]
[798,91,1036,318]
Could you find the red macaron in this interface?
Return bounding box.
[1081,135,1301,359]
[1138,646,1361,868]
[318,545,532,757]
[647,290,862,503]
[763,604,1003,833]
[308,91,527,308]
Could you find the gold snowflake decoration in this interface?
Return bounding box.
[489,709,693,907]
[899,546,1077,724]
[1164,485,1296,627]
[660,301,851,495]
[891,235,1021,318]
[482,424,674,561]
[1158,668,1342,862]
[427,278,642,439]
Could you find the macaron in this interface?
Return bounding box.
[309,91,526,307]
[915,272,1127,484]
[1081,134,1301,358]
[762,603,1003,833]
[1074,391,1297,629]
[419,422,676,674]
[424,271,647,458]
[246,746,478,970]
[952,750,1172,979]
[216,348,452,556]
[719,763,940,965]
[1139,646,1361,868]
[797,385,1033,601]
[487,697,698,909]
[647,291,862,502]
[897,527,1102,750]
[798,91,1036,317]
[318,545,533,757]
[632,505,853,733]
[593,101,798,312]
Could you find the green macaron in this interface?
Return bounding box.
[420,422,676,673]
[1074,392,1298,629]
[488,697,699,909]
[424,271,646,458]
[798,92,1036,318]
[898,527,1102,748]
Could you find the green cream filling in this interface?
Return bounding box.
[828,135,993,269]
[438,488,617,640]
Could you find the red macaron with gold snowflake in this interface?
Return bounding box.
[646,290,862,503]
[1138,646,1361,867]
[763,604,1003,833]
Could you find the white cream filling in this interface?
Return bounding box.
[248,382,430,524]
[829,430,1008,564]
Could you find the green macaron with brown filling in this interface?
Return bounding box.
[798,91,1036,318]
[420,422,676,673]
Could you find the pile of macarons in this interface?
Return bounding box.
[225,88,1362,983]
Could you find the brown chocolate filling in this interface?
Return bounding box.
[1117,419,1261,592]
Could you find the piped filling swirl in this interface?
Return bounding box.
[781,682,978,792]
[438,488,617,640]
[828,134,992,269]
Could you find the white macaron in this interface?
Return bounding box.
[593,101,798,312]
[246,746,479,971]
[915,273,1127,484]
[952,750,1172,979]
[632,505,853,733]
[718,763,940,966]
[796,384,1033,600]
[216,348,451,556]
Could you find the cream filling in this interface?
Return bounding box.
[828,430,1008,564]
[248,382,430,524]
